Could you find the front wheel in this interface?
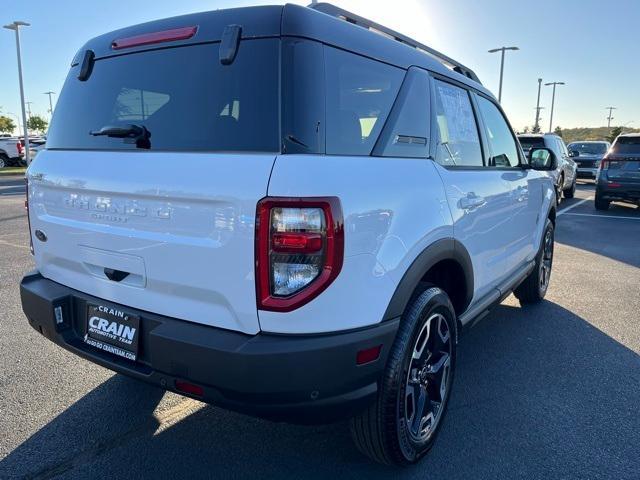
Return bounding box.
[350,286,457,465]
[514,219,554,304]
[555,175,564,205]
[563,177,576,199]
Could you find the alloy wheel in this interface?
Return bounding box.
[403,313,452,442]
[539,228,554,292]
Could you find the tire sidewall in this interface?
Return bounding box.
[385,288,457,464]
[537,220,554,297]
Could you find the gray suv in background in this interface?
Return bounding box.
[595,133,640,210]
[518,133,577,203]
[567,140,610,179]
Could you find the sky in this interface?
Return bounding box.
[1,0,639,133]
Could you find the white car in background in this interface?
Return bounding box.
[518,133,578,203]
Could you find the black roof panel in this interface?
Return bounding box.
[74,3,493,98]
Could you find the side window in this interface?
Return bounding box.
[475,95,519,167]
[325,47,404,156]
[433,80,483,167]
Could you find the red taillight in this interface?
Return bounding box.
[600,159,609,170]
[174,380,204,397]
[16,141,23,155]
[111,26,197,50]
[272,232,323,253]
[607,182,622,188]
[255,197,344,312]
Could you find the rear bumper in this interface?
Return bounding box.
[577,167,598,178]
[20,272,398,423]
[597,183,640,203]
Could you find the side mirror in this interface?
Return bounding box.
[529,147,558,171]
[569,150,579,158]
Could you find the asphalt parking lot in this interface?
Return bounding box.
[0,177,638,479]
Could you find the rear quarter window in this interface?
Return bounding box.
[324,47,404,156]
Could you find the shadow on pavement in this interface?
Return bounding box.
[556,184,640,268]
[2,302,639,479]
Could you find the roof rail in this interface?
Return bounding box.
[308,2,481,84]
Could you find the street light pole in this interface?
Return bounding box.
[43,91,56,116]
[3,21,31,165]
[545,81,565,133]
[605,106,617,129]
[488,46,519,103]
[534,78,543,132]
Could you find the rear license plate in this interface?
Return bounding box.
[84,304,140,361]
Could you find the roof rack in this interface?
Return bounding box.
[309,2,481,84]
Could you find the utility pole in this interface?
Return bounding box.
[534,78,543,132]
[488,46,519,103]
[605,106,617,129]
[25,101,33,119]
[545,81,565,133]
[3,21,31,164]
[43,91,56,116]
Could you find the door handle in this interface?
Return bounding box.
[459,193,486,211]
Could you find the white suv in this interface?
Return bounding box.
[519,133,578,202]
[20,3,557,465]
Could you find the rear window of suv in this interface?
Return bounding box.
[47,40,280,152]
[612,136,640,155]
[518,136,545,151]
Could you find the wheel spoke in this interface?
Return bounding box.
[412,320,431,360]
[411,385,429,436]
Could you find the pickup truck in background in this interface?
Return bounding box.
[0,137,45,168]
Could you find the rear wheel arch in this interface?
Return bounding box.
[383,238,473,322]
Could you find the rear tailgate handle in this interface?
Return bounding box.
[104,268,130,282]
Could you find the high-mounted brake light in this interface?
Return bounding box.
[256,197,344,312]
[111,26,197,50]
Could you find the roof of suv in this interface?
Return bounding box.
[618,133,640,138]
[73,3,492,98]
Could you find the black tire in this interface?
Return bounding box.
[563,177,576,199]
[555,175,564,205]
[594,193,610,211]
[350,286,457,465]
[514,219,554,304]
[0,154,8,169]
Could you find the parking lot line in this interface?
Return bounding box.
[557,197,593,216]
[562,212,640,221]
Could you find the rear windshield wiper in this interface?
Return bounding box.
[90,124,151,149]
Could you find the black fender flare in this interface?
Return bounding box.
[382,238,474,321]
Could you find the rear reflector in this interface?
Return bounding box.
[607,182,622,188]
[112,26,197,50]
[356,345,382,365]
[174,380,204,397]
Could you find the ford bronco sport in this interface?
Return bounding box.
[20,3,558,465]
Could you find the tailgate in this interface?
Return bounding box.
[28,150,275,334]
